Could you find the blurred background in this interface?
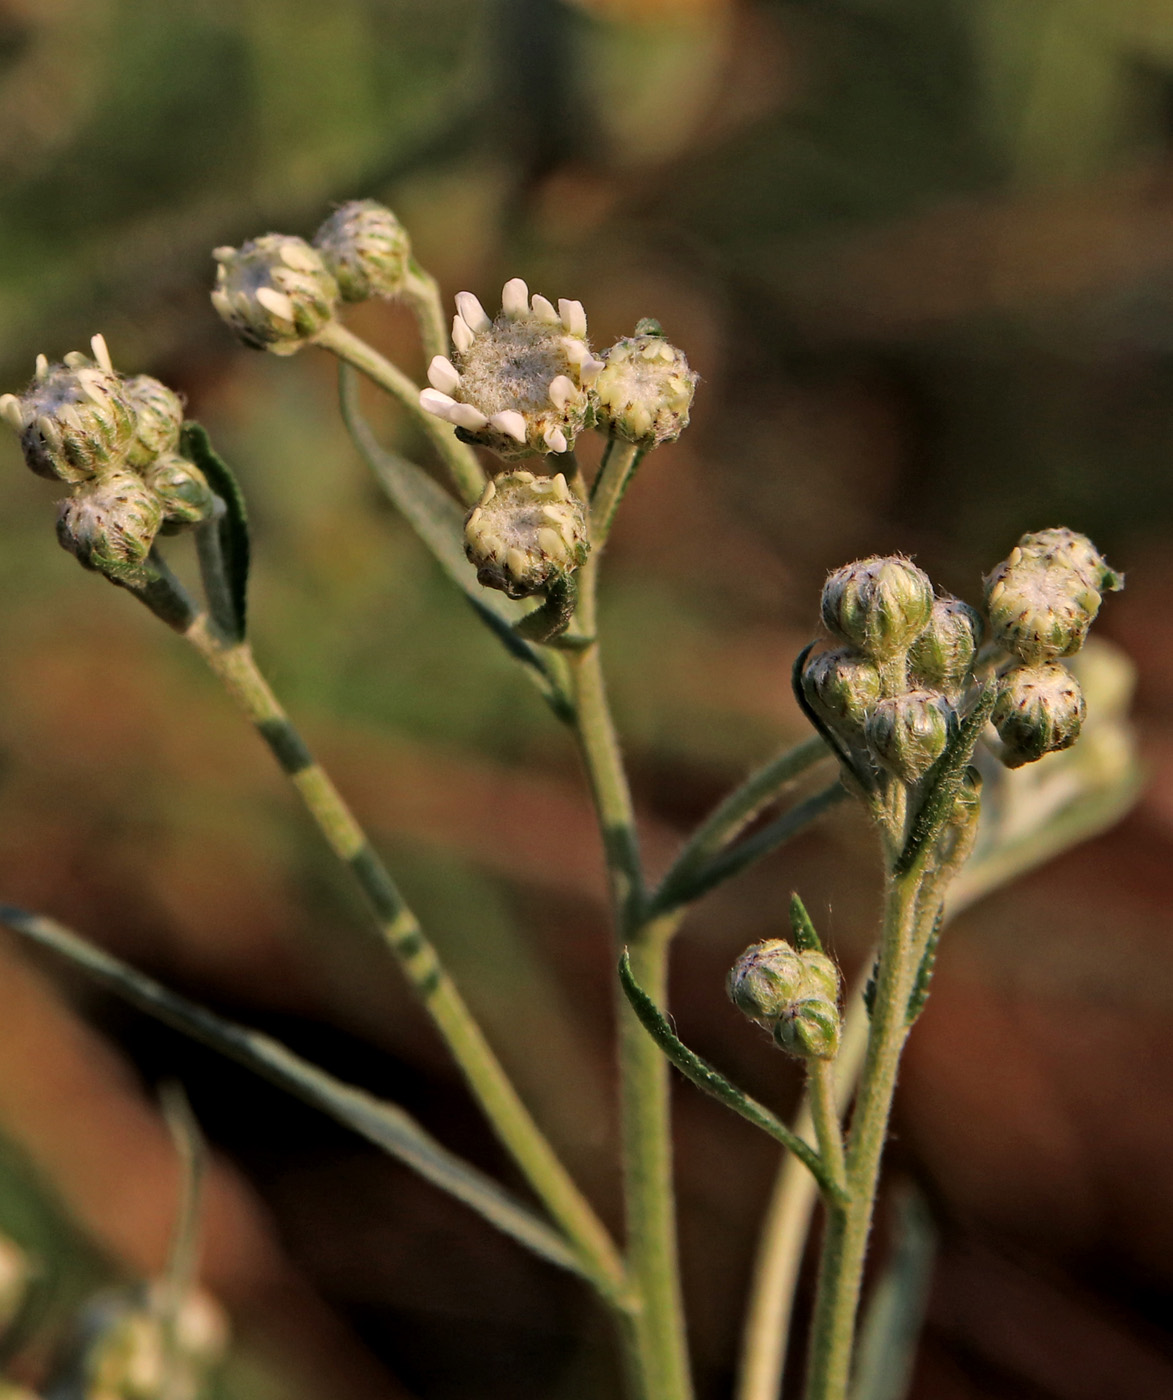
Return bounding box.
[0,0,1170,1395]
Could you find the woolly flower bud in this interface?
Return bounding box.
[313,199,411,302]
[801,647,882,739]
[774,997,841,1060]
[123,374,184,469]
[992,662,1086,768]
[145,453,214,530]
[984,528,1121,665]
[727,940,807,1024]
[909,595,982,695]
[821,556,934,662]
[211,235,338,355]
[0,338,135,484]
[464,470,588,599]
[56,470,163,584]
[420,280,605,461]
[594,327,698,446]
[865,690,952,782]
[798,951,842,1005]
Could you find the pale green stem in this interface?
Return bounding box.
[182,611,626,1306]
[807,1060,847,1198]
[570,543,692,1399]
[314,320,485,505]
[401,261,449,365]
[590,437,646,549]
[803,872,921,1400]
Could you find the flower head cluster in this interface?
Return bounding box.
[594,325,698,446]
[464,470,588,598]
[421,279,604,462]
[727,939,842,1060]
[0,336,211,585]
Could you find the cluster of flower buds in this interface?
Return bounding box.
[727,939,842,1059]
[984,528,1122,768]
[0,336,212,585]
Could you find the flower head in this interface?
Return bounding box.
[594,325,698,446]
[56,469,163,584]
[211,234,338,355]
[313,199,412,302]
[420,280,604,462]
[123,374,185,470]
[464,469,588,598]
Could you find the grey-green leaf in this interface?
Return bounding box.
[180,422,250,640]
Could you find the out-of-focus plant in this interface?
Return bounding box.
[0,195,1135,1400]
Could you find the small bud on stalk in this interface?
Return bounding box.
[0,349,136,484]
[313,200,412,302]
[211,235,339,355]
[773,997,841,1060]
[865,690,953,782]
[821,556,934,662]
[727,940,808,1024]
[984,527,1121,664]
[145,454,215,531]
[56,470,163,584]
[909,595,982,695]
[992,661,1086,768]
[420,280,604,461]
[124,374,185,469]
[594,329,698,446]
[464,470,588,599]
[801,647,883,739]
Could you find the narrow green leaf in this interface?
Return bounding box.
[617,952,846,1204]
[0,907,580,1278]
[180,422,250,640]
[906,908,944,1024]
[896,683,997,878]
[789,892,823,954]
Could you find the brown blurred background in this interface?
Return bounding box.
[0,0,1170,1395]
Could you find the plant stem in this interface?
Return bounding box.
[590,438,646,549]
[807,1060,847,1197]
[569,546,692,1398]
[401,261,449,365]
[314,320,485,505]
[804,872,920,1400]
[181,611,626,1305]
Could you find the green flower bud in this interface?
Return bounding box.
[774,997,841,1060]
[420,280,603,461]
[909,595,982,695]
[145,453,214,530]
[992,662,1086,768]
[865,690,952,782]
[820,556,934,661]
[464,470,589,598]
[728,940,807,1023]
[799,950,842,1005]
[983,528,1121,664]
[211,234,338,355]
[123,374,184,469]
[313,199,412,302]
[56,470,163,584]
[801,647,882,739]
[594,330,698,446]
[0,343,136,484]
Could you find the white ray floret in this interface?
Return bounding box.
[547,375,575,409]
[501,278,529,317]
[449,402,489,431]
[420,388,457,420]
[35,355,49,379]
[455,292,491,333]
[452,315,474,353]
[558,299,587,337]
[254,287,296,323]
[0,395,24,432]
[530,294,560,324]
[543,424,568,454]
[90,334,114,373]
[490,410,527,443]
[427,356,461,395]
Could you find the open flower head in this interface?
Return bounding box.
[594,327,698,446]
[0,335,136,484]
[464,469,588,598]
[421,280,604,462]
[211,234,338,355]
